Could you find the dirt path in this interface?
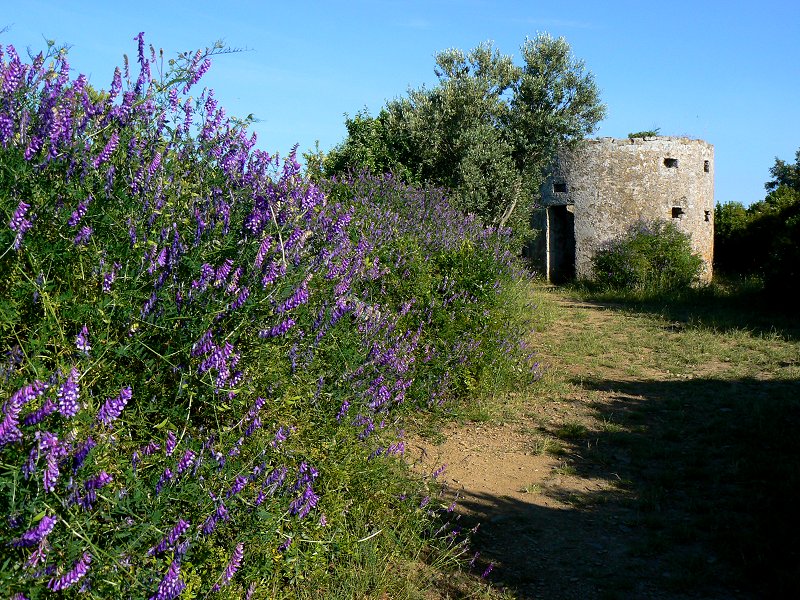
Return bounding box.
[408,288,800,599]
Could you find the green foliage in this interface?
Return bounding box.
[714,148,800,297]
[0,38,538,598]
[591,220,704,293]
[628,128,661,139]
[321,34,605,242]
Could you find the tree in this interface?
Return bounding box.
[765,148,800,193]
[714,147,800,297]
[321,34,605,240]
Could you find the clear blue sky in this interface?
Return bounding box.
[3,1,799,206]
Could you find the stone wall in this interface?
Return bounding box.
[540,137,715,283]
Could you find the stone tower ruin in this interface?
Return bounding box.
[539,136,714,283]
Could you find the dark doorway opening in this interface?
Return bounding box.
[547,205,576,283]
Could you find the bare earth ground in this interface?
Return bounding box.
[407,287,800,599]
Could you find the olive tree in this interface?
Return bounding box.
[320,34,605,240]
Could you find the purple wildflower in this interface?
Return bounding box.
[176,449,196,475]
[47,552,91,591]
[254,235,272,270]
[226,475,248,498]
[72,437,96,471]
[149,560,185,600]
[481,562,495,579]
[22,399,56,427]
[141,440,161,455]
[9,515,57,547]
[258,318,295,339]
[155,467,173,495]
[289,484,320,519]
[211,542,243,591]
[148,518,190,556]
[84,471,112,490]
[260,260,286,287]
[245,416,262,437]
[230,286,249,311]
[148,152,162,178]
[56,367,80,417]
[97,386,132,425]
[9,200,33,249]
[101,262,121,293]
[213,258,233,287]
[9,200,30,231]
[73,226,92,246]
[271,425,289,447]
[68,197,91,227]
[75,325,91,354]
[190,329,214,357]
[93,131,119,168]
[44,452,60,492]
[165,430,177,456]
[201,503,229,536]
[141,291,158,318]
[276,280,310,313]
[278,537,292,552]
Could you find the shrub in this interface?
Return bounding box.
[0,37,536,598]
[591,220,704,292]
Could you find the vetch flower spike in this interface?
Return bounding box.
[211,541,243,591]
[47,552,91,591]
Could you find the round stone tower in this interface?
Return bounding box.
[540,136,714,283]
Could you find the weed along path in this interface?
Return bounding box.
[408,285,800,599]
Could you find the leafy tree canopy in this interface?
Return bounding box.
[317,34,605,240]
[765,148,800,193]
[714,147,800,295]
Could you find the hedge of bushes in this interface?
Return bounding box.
[0,37,535,598]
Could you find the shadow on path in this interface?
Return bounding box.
[454,375,800,599]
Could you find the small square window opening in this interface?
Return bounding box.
[664,158,679,168]
[553,182,567,193]
[672,207,685,219]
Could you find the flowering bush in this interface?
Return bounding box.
[0,36,535,597]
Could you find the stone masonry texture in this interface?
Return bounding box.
[540,137,715,283]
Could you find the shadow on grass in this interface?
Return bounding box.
[452,376,800,599]
[564,281,800,342]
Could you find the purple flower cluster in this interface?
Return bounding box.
[8,200,33,249]
[149,560,185,600]
[75,325,91,354]
[47,552,91,591]
[148,518,190,556]
[1,380,47,446]
[211,541,243,591]
[289,461,320,519]
[201,502,230,536]
[9,514,57,547]
[93,131,119,168]
[97,386,132,425]
[56,367,81,417]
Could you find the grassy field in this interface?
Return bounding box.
[413,280,800,598]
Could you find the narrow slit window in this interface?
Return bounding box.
[705,210,711,222]
[704,160,710,173]
[553,182,567,193]
[672,207,685,219]
[664,158,679,168]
